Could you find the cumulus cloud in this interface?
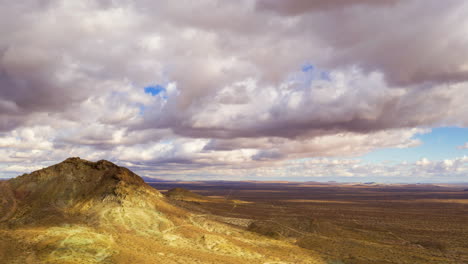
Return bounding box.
[128,156,468,183]
[458,143,468,150]
[0,0,467,181]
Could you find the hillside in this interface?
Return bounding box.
[0,158,324,264]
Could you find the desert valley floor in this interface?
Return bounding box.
[152,181,468,264]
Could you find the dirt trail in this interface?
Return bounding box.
[0,181,17,222]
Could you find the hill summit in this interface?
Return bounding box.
[5,157,163,226]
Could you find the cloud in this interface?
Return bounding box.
[205,128,426,161]
[145,67,467,140]
[414,156,468,175]
[127,155,468,182]
[258,0,468,85]
[0,0,467,181]
[458,143,468,149]
[256,0,399,15]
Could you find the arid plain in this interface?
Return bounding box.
[1,158,467,263]
[153,181,468,264]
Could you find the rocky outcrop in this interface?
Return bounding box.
[4,157,164,226]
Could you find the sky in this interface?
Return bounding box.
[0,0,467,183]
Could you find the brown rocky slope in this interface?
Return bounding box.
[0,157,324,264]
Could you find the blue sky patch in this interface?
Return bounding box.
[144,85,166,96]
[302,63,314,72]
[361,127,468,163]
[138,104,146,115]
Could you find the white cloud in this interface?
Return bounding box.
[416,158,431,166]
[458,143,468,149]
[0,0,467,181]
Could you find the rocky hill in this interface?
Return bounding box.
[5,157,162,226]
[0,158,324,264]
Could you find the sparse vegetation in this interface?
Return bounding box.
[154,181,468,264]
[2,158,467,263]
